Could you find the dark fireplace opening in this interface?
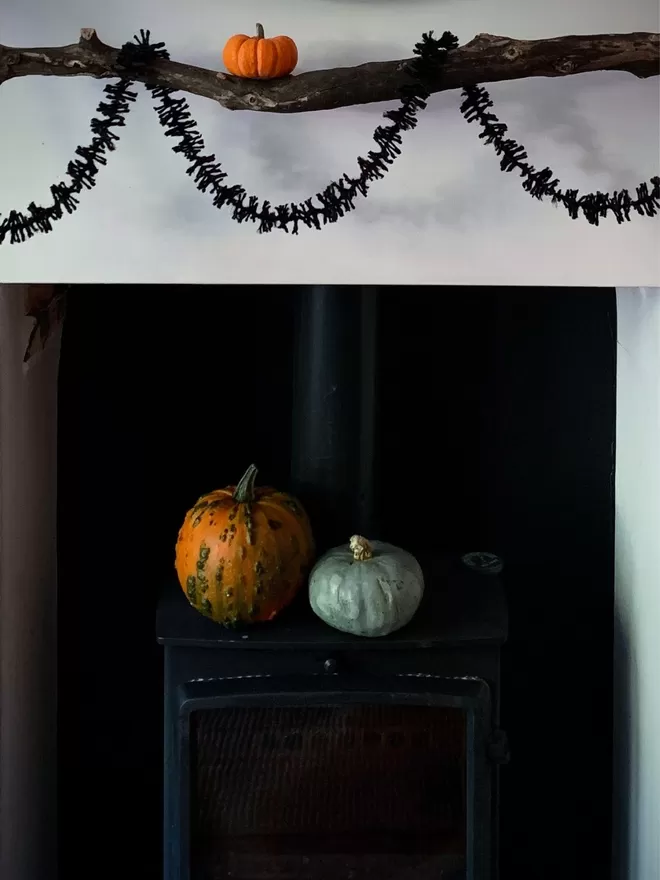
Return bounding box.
[192,705,467,879]
[58,286,616,880]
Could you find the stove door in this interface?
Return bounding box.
[170,676,491,880]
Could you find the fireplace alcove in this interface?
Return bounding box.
[57,287,616,880]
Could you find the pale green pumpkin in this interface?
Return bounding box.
[309,535,424,637]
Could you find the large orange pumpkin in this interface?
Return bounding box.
[175,464,314,626]
[222,23,298,80]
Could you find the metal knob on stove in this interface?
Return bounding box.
[323,656,338,674]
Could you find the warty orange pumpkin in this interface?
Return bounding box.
[222,23,298,80]
[175,464,314,626]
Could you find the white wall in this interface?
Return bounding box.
[0,0,659,285]
[614,288,660,880]
[0,286,59,880]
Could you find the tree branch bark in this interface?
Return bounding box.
[0,28,658,114]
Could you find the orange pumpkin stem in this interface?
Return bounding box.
[255,23,265,39]
[233,463,258,503]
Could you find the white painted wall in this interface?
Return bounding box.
[0,286,59,880]
[613,288,660,880]
[1,0,659,285]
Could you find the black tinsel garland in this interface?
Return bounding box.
[459,84,660,226]
[1,29,658,245]
[0,79,138,245]
[118,29,458,234]
[0,28,455,244]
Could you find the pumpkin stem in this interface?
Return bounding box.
[350,535,373,561]
[233,464,258,503]
[255,23,265,39]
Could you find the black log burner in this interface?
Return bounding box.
[157,289,509,880]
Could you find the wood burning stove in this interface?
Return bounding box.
[157,554,507,880]
[157,289,509,879]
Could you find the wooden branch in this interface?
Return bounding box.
[0,28,658,114]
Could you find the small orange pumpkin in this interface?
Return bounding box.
[222,23,298,80]
[175,464,314,626]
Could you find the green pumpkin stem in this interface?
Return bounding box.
[233,464,258,503]
[255,23,265,39]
